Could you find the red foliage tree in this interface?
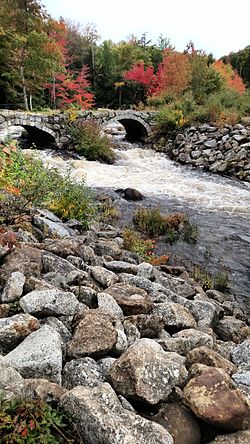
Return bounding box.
[123,62,158,94]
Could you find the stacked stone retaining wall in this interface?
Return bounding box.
[161,123,250,182]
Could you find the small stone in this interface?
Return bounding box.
[207,430,250,443]
[152,302,197,332]
[90,266,120,288]
[104,260,138,275]
[125,314,165,338]
[97,292,124,318]
[0,314,40,353]
[215,317,249,343]
[187,346,236,375]
[105,283,153,315]
[231,340,250,367]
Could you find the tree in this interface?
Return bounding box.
[155,49,192,98]
[212,60,246,94]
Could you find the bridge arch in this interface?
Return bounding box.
[108,113,152,142]
[4,117,59,148]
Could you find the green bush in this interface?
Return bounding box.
[67,119,115,164]
[122,227,155,261]
[0,144,95,228]
[155,106,187,131]
[0,395,80,443]
[133,208,167,237]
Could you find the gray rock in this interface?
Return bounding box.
[1,271,26,303]
[232,370,250,387]
[123,319,141,346]
[0,356,23,391]
[137,262,154,279]
[0,314,40,353]
[90,266,120,288]
[41,317,72,343]
[33,215,72,238]
[5,325,62,384]
[231,340,250,367]
[104,260,138,275]
[98,357,117,377]
[159,329,215,355]
[60,383,174,444]
[42,251,86,285]
[215,317,249,343]
[152,302,197,331]
[185,299,221,327]
[207,430,250,443]
[20,289,79,317]
[105,282,153,315]
[63,357,105,390]
[97,292,124,318]
[108,338,187,404]
[73,285,97,307]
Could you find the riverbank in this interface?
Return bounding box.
[0,206,249,443]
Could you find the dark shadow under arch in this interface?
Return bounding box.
[22,125,57,148]
[116,118,148,142]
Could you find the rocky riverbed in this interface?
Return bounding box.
[0,208,249,443]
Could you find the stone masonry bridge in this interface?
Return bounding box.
[0,109,157,148]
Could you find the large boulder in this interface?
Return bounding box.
[60,383,173,444]
[20,289,79,317]
[108,338,187,404]
[67,310,118,359]
[4,325,62,384]
[183,367,250,431]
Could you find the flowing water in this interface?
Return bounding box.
[31,143,250,217]
[1,125,249,309]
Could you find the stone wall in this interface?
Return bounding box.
[162,123,250,182]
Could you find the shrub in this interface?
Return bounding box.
[0,395,80,443]
[155,106,187,131]
[67,119,115,164]
[133,208,167,237]
[0,142,95,228]
[122,227,155,261]
[98,202,121,224]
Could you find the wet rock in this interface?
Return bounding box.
[1,271,26,303]
[105,282,153,315]
[20,289,79,317]
[186,346,236,375]
[116,187,144,201]
[60,383,173,444]
[183,367,250,431]
[125,314,165,338]
[90,266,120,288]
[152,402,201,444]
[152,302,197,332]
[0,314,40,353]
[5,325,62,384]
[97,292,124,318]
[63,357,105,390]
[207,430,250,443]
[108,338,187,404]
[215,317,249,343]
[67,310,118,359]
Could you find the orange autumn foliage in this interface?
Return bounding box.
[156,49,192,97]
[212,60,245,94]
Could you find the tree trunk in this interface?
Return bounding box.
[20,66,29,110]
[29,94,33,111]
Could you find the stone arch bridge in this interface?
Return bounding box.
[0,109,157,149]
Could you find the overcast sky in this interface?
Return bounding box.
[42,0,249,58]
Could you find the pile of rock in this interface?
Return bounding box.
[0,209,249,443]
[162,123,250,182]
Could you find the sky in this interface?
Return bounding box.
[42,0,250,58]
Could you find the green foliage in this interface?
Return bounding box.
[155,106,187,131]
[67,119,115,164]
[122,227,155,261]
[0,394,80,443]
[0,142,95,227]
[97,202,121,224]
[213,271,229,291]
[133,208,167,237]
[192,266,229,291]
